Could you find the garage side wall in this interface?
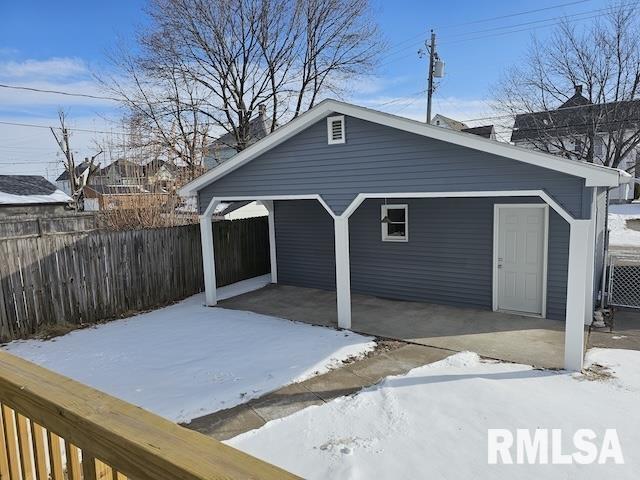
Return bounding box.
[274,197,569,320]
[274,200,336,290]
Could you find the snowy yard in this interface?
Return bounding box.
[609,203,640,247]
[229,349,640,479]
[3,276,375,423]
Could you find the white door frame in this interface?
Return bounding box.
[492,203,549,318]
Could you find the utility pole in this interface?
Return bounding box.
[420,30,444,124]
[426,30,436,124]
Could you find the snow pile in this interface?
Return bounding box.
[0,189,71,205]
[609,203,640,247]
[3,279,374,423]
[229,349,640,479]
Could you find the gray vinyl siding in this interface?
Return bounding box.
[274,197,569,320]
[199,114,588,218]
[274,200,336,290]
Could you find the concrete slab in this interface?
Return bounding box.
[250,383,324,422]
[220,284,568,368]
[384,344,453,370]
[184,403,265,437]
[302,366,369,402]
[588,309,640,350]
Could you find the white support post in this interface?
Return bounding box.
[200,213,217,306]
[584,193,598,325]
[564,220,591,371]
[334,216,352,329]
[262,200,278,283]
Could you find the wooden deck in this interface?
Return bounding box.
[0,351,298,479]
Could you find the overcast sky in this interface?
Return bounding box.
[0,0,609,180]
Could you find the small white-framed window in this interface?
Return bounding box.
[327,115,345,144]
[381,204,408,242]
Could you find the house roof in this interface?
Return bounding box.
[460,125,495,139]
[99,159,144,177]
[85,184,150,195]
[180,99,630,197]
[0,175,72,205]
[208,111,275,153]
[55,160,94,181]
[431,114,468,131]
[511,85,640,142]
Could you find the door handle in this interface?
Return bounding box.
[497,257,503,269]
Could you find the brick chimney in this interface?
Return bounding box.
[574,85,583,96]
[258,104,266,117]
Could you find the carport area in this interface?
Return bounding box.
[219,283,568,369]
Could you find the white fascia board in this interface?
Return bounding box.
[180,99,625,196]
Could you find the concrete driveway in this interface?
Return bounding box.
[220,284,568,369]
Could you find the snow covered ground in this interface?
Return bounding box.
[229,349,640,479]
[609,203,640,247]
[3,276,375,423]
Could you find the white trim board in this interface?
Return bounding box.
[180,99,630,196]
[341,190,576,224]
[203,194,336,218]
[492,203,549,318]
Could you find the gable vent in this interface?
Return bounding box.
[327,115,345,144]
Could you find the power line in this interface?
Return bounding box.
[0,83,119,102]
[378,2,636,68]
[0,120,132,136]
[377,0,592,64]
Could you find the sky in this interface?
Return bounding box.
[0,0,611,180]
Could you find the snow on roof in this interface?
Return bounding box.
[0,175,72,205]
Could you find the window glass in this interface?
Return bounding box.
[382,205,408,241]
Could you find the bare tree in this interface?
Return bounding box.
[50,111,103,209]
[497,3,640,169]
[103,0,381,159]
[103,47,211,180]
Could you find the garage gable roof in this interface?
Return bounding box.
[180,99,629,196]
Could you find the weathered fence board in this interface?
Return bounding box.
[0,217,270,341]
[0,213,97,240]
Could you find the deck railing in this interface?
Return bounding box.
[0,351,298,479]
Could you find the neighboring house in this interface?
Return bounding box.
[144,160,178,191]
[431,113,496,140]
[180,99,631,371]
[0,175,72,216]
[511,86,640,202]
[83,184,168,211]
[95,159,145,186]
[203,104,275,170]
[55,159,97,196]
[431,114,467,131]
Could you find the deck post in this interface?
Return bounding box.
[261,200,278,283]
[334,216,352,329]
[200,212,217,306]
[564,219,590,371]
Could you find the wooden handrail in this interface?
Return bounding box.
[0,351,299,479]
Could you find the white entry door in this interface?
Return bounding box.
[494,205,548,316]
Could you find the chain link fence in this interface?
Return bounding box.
[607,254,640,309]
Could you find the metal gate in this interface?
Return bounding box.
[607,254,640,309]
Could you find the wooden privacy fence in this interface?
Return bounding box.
[0,218,270,341]
[213,217,270,287]
[0,213,97,240]
[0,350,298,479]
